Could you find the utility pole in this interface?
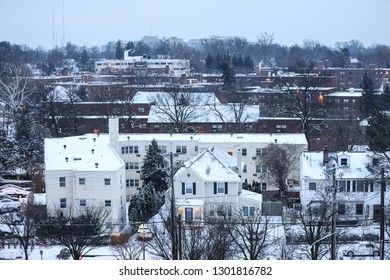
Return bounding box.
[380,166,385,260]
[331,164,337,260]
[169,151,177,260]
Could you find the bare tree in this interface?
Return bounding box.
[224,211,281,260]
[276,63,333,150]
[0,203,46,260]
[151,88,207,133]
[209,91,257,133]
[260,143,301,198]
[288,199,333,260]
[0,63,33,133]
[40,206,111,260]
[146,211,233,260]
[110,234,142,260]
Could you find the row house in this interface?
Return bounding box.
[300,148,390,224]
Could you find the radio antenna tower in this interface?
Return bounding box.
[61,0,65,49]
[52,7,57,48]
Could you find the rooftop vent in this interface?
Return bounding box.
[91,149,95,154]
[65,157,69,162]
[95,163,99,168]
[63,145,67,149]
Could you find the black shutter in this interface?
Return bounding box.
[225,182,228,194]
[193,182,196,195]
[214,182,217,194]
[182,182,185,195]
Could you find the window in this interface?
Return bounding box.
[356,180,364,192]
[212,124,223,132]
[138,107,145,113]
[80,199,86,207]
[105,200,111,207]
[261,183,267,190]
[217,205,225,216]
[209,205,215,216]
[126,162,139,170]
[217,182,225,194]
[182,182,196,195]
[126,179,130,187]
[60,198,66,208]
[214,182,228,194]
[185,208,193,222]
[373,158,379,166]
[243,164,247,173]
[338,203,346,215]
[309,182,316,190]
[176,146,187,154]
[59,177,66,187]
[104,178,111,186]
[243,206,256,217]
[256,164,267,173]
[242,148,247,156]
[129,146,139,154]
[130,179,139,187]
[158,145,167,154]
[340,158,348,166]
[356,203,364,215]
[79,178,86,185]
[121,145,139,154]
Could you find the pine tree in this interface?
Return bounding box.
[361,72,377,118]
[140,139,168,193]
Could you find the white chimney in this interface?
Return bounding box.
[109,118,119,153]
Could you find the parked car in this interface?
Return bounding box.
[342,242,380,258]
[0,187,28,198]
[0,198,21,213]
[0,193,19,201]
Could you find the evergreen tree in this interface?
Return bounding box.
[361,72,377,118]
[140,139,168,193]
[115,40,124,60]
[219,61,236,91]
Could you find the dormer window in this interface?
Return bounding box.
[340,158,348,166]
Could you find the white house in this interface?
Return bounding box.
[166,146,262,223]
[95,52,190,76]
[44,118,127,233]
[300,148,390,224]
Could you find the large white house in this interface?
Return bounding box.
[168,146,263,223]
[44,118,127,233]
[95,52,190,75]
[300,148,390,224]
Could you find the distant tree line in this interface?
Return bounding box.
[1,35,390,76]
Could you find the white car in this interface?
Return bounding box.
[0,198,21,213]
[342,242,380,258]
[0,187,28,198]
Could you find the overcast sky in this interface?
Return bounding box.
[1,0,389,50]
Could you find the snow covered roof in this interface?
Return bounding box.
[47,85,82,102]
[44,134,124,172]
[301,151,377,181]
[115,132,308,145]
[131,91,220,104]
[147,103,259,123]
[176,146,241,182]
